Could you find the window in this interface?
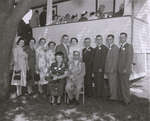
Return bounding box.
[96,0,114,15]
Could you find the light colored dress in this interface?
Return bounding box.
[36,46,48,85]
[66,60,85,100]
[45,49,55,69]
[11,46,28,87]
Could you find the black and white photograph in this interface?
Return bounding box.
[52,5,57,19]
[0,0,149,121]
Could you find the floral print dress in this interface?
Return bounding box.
[47,62,68,96]
[45,49,55,71]
[36,46,48,85]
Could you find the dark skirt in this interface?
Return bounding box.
[27,69,36,86]
[47,79,66,96]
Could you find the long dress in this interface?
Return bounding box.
[45,49,55,70]
[36,46,48,85]
[66,60,85,100]
[47,62,68,96]
[11,46,28,87]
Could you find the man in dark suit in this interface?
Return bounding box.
[55,34,70,62]
[39,7,47,26]
[92,35,108,97]
[105,34,119,101]
[82,38,94,97]
[118,32,133,104]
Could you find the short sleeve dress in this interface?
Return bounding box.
[36,46,48,85]
[11,46,28,87]
[47,62,68,96]
[45,49,55,70]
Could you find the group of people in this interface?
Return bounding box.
[30,3,124,27]
[30,7,47,28]
[10,32,133,106]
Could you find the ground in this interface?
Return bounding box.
[0,76,149,121]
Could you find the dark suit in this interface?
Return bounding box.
[105,44,119,100]
[55,43,69,62]
[93,45,108,97]
[118,43,133,103]
[39,11,46,26]
[82,47,94,97]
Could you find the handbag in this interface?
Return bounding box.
[13,70,21,80]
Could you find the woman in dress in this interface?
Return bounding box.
[36,38,47,94]
[46,52,68,105]
[69,37,81,61]
[66,51,85,104]
[46,41,56,70]
[11,37,28,97]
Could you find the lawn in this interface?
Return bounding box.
[0,76,149,121]
[0,94,149,121]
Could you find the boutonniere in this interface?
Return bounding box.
[54,67,57,70]
[122,47,125,51]
[87,48,91,51]
[98,47,102,50]
[58,67,61,70]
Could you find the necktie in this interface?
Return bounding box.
[67,45,69,54]
[121,44,123,48]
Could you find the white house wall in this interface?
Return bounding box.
[33,16,132,47]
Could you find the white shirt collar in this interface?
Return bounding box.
[63,43,67,47]
[121,42,127,48]
[109,43,114,50]
[86,46,91,50]
[63,43,69,52]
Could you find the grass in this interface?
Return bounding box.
[0,76,149,121]
[0,93,149,121]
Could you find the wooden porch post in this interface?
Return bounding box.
[124,0,132,15]
[46,0,53,25]
[131,0,134,44]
